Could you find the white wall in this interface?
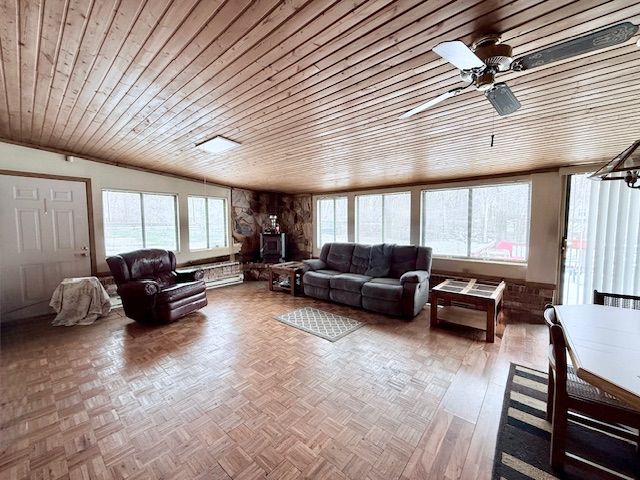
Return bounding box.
[312,172,565,286]
[0,141,233,273]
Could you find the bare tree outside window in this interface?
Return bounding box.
[188,196,228,250]
[317,197,348,247]
[356,192,410,245]
[422,183,530,262]
[103,191,178,255]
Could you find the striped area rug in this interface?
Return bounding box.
[493,364,640,480]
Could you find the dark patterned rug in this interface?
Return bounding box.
[493,364,639,479]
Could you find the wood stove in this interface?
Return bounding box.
[260,233,286,263]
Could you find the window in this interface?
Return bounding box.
[422,182,530,262]
[317,197,347,247]
[356,192,411,244]
[103,190,178,256]
[188,196,228,250]
[561,174,640,304]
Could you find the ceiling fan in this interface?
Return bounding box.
[400,22,639,119]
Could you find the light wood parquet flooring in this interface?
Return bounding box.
[0,282,548,480]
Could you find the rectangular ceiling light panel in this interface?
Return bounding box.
[197,136,240,154]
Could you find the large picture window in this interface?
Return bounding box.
[103,190,178,256]
[317,196,348,247]
[422,182,530,262]
[356,192,411,245]
[188,196,228,250]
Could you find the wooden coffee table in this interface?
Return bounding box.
[430,279,506,343]
[268,261,305,296]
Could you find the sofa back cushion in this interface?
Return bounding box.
[350,244,372,274]
[389,245,417,278]
[326,243,355,273]
[365,243,393,277]
[416,246,433,273]
[318,243,331,263]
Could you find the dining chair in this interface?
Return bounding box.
[543,305,557,421]
[593,290,640,310]
[543,305,640,471]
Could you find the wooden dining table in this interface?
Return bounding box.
[554,304,640,410]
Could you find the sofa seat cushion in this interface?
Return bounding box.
[156,281,205,304]
[329,273,372,293]
[304,284,330,300]
[315,269,341,276]
[304,270,340,289]
[363,296,402,316]
[330,289,362,307]
[367,277,401,286]
[361,278,403,301]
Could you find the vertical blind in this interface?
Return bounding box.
[562,174,640,304]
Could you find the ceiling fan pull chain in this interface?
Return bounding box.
[491,112,496,147]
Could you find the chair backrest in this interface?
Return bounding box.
[548,322,569,394]
[543,304,569,394]
[543,303,557,328]
[106,249,177,286]
[593,290,640,310]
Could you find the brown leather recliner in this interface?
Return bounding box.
[106,249,208,324]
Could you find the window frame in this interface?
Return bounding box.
[420,181,531,264]
[102,189,180,256]
[187,195,229,251]
[316,195,348,248]
[355,191,411,244]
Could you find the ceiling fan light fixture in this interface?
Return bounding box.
[590,139,640,189]
[401,22,637,120]
[196,136,240,154]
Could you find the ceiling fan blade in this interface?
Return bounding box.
[512,22,639,71]
[433,40,486,71]
[485,83,521,116]
[399,88,462,119]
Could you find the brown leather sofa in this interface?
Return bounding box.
[106,249,208,324]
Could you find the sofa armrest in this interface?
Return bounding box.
[303,259,327,271]
[176,270,205,283]
[118,280,160,298]
[400,270,429,285]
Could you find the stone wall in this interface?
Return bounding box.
[230,189,313,264]
[279,194,313,260]
[231,188,279,262]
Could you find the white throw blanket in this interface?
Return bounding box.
[49,277,111,326]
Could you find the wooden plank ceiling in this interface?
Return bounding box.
[1,0,639,193]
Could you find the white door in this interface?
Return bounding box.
[0,175,92,321]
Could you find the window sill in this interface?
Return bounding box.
[433,256,528,267]
[189,247,228,253]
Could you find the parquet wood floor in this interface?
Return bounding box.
[0,282,547,480]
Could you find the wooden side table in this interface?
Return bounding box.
[268,261,305,296]
[430,279,506,343]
